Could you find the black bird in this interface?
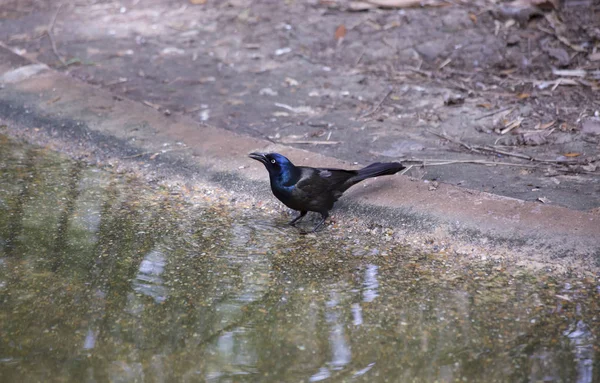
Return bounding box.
[249,152,405,233]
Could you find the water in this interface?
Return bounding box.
[0,135,598,382]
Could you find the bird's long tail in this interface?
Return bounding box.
[349,162,405,184]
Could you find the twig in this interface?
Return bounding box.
[121,148,188,159]
[474,106,512,121]
[399,164,413,175]
[427,129,484,154]
[122,151,152,159]
[278,140,341,145]
[46,3,66,67]
[355,49,365,66]
[428,130,582,164]
[404,158,539,168]
[359,89,392,119]
[143,100,161,110]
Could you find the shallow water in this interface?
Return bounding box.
[0,135,598,382]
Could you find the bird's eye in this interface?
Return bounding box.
[271,159,276,164]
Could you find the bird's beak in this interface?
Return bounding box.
[248,152,268,164]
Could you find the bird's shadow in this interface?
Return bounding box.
[344,180,399,201]
[250,214,317,236]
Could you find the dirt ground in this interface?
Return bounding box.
[0,0,599,210]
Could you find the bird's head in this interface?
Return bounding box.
[248,152,294,175]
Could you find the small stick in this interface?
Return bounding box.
[359,89,392,119]
[355,50,365,66]
[121,148,188,159]
[429,130,582,164]
[474,106,512,121]
[399,164,413,175]
[279,140,341,145]
[46,3,66,67]
[404,159,539,168]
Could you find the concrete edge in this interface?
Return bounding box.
[0,44,598,270]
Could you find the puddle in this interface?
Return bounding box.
[0,135,598,382]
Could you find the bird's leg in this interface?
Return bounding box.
[288,211,307,226]
[308,212,328,233]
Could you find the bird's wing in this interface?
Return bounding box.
[295,167,356,201]
[316,168,357,183]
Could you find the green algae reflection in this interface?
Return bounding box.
[0,135,599,382]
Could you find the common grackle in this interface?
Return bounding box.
[249,152,405,233]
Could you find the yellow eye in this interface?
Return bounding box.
[271,159,276,164]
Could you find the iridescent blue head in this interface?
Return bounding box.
[248,152,293,173]
[249,152,300,186]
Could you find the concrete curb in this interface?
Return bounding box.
[0,45,598,269]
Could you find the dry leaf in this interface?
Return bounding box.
[517,93,530,99]
[468,13,477,23]
[563,152,581,157]
[335,24,347,40]
[189,0,207,4]
[559,122,577,132]
[477,103,492,109]
[534,120,555,130]
[499,68,518,75]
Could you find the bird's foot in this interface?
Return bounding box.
[288,211,307,226]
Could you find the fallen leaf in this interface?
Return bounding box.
[563,152,581,157]
[559,122,577,132]
[534,120,555,130]
[189,0,207,4]
[499,68,518,76]
[477,103,492,109]
[517,93,530,99]
[335,24,347,40]
[468,13,477,23]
